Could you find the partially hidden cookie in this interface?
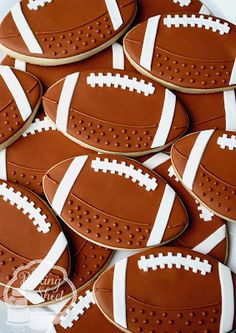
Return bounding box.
[135,0,209,24]
[139,152,227,263]
[0,223,113,306]
[43,154,188,250]
[1,43,134,92]
[175,90,236,133]
[94,247,236,333]
[0,112,93,196]
[0,180,70,294]
[0,0,137,66]
[0,65,41,150]
[124,14,236,93]
[47,282,122,333]
[43,69,188,156]
[171,130,236,222]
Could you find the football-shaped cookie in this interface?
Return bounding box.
[0,222,113,306]
[0,180,70,294]
[135,0,209,24]
[47,282,122,333]
[94,247,236,333]
[124,14,236,93]
[0,112,93,196]
[0,65,41,150]
[176,89,236,132]
[171,130,236,222]
[0,0,137,66]
[43,69,188,156]
[43,154,188,250]
[1,43,134,92]
[139,152,227,263]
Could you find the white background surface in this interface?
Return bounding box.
[0,0,236,332]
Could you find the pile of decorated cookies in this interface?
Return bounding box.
[0,0,236,332]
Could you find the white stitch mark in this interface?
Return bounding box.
[28,0,53,10]
[138,252,212,276]
[60,290,95,329]
[217,134,236,150]
[91,157,158,192]
[163,15,230,35]
[87,73,155,96]
[0,182,51,233]
[173,0,191,7]
[22,117,57,137]
[168,165,180,182]
[195,200,214,221]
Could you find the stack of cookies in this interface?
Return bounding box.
[0,0,235,332]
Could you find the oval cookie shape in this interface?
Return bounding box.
[139,152,228,263]
[0,180,70,293]
[0,112,94,196]
[0,65,41,150]
[43,154,188,250]
[124,14,236,93]
[43,70,188,156]
[171,130,236,222]
[0,0,137,66]
[1,43,134,92]
[94,247,236,333]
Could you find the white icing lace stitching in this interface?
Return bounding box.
[87,73,155,96]
[22,117,56,137]
[195,200,214,222]
[28,0,53,10]
[163,15,230,35]
[217,134,236,150]
[173,0,191,7]
[91,157,158,192]
[138,252,212,276]
[0,182,51,233]
[168,166,180,182]
[60,291,95,329]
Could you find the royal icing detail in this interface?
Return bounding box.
[22,116,56,137]
[138,252,212,276]
[60,291,95,329]
[173,0,191,7]
[28,0,53,10]
[168,165,180,182]
[0,182,51,233]
[87,73,155,96]
[217,134,236,150]
[163,15,230,35]
[91,157,158,192]
[195,200,214,221]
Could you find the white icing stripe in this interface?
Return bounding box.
[182,130,214,190]
[113,258,128,329]
[0,150,7,181]
[52,156,88,216]
[193,225,226,254]
[56,73,79,133]
[219,262,235,333]
[20,232,67,291]
[230,59,236,85]
[14,59,27,71]
[151,89,176,148]
[11,2,43,54]
[142,153,170,170]
[0,66,32,122]
[199,4,211,15]
[147,185,176,246]
[105,0,123,30]
[140,16,160,71]
[112,43,125,70]
[224,90,236,131]
[18,289,45,305]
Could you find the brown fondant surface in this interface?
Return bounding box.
[43,154,188,250]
